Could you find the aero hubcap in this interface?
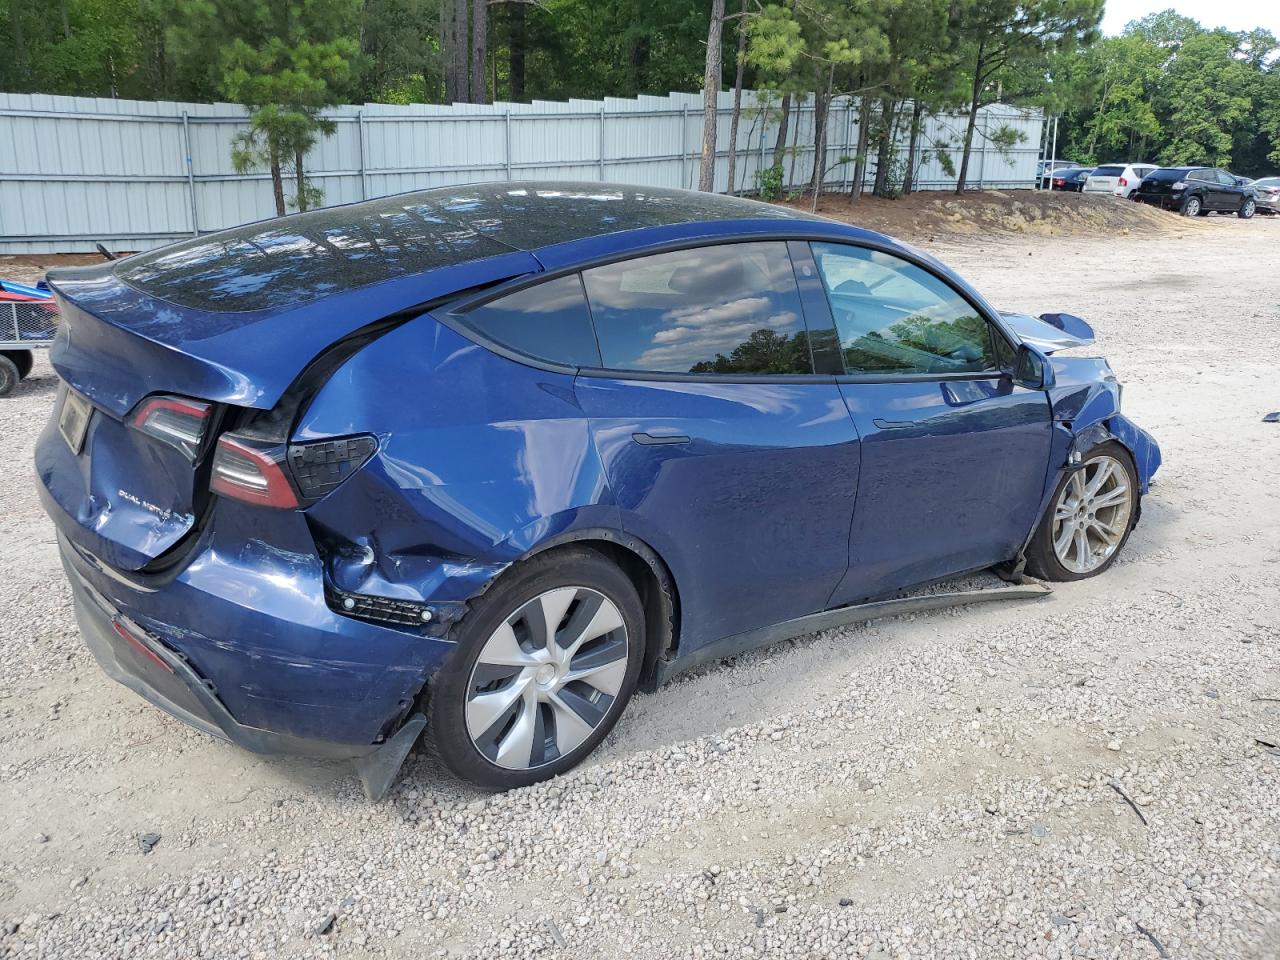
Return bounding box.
[465,587,629,770]
[1052,454,1133,574]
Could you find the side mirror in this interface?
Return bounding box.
[1012,343,1055,390]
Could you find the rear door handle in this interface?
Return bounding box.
[632,432,691,445]
[872,418,914,430]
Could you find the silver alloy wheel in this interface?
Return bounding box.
[1052,454,1133,574]
[465,586,628,770]
[1242,199,1255,217]
[1184,197,1201,216]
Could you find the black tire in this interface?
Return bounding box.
[1238,198,1256,219]
[423,546,646,790]
[0,355,19,398]
[6,349,34,379]
[1181,195,1203,217]
[1025,441,1139,582]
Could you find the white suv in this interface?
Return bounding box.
[1084,163,1158,198]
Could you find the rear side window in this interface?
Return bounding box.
[811,242,998,376]
[459,274,601,367]
[1093,166,1123,176]
[582,242,811,375]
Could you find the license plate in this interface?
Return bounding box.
[59,388,92,454]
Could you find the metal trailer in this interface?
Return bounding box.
[0,280,58,397]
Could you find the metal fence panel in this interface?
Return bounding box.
[0,90,1043,254]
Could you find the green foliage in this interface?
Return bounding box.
[755,163,784,200]
[1056,13,1280,176]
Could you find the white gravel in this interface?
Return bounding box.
[1,215,1278,959]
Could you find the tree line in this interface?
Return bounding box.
[2,1,1277,215]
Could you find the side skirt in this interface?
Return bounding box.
[652,582,1052,686]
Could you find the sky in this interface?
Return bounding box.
[1102,0,1280,36]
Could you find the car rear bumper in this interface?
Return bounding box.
[54,525,458,754]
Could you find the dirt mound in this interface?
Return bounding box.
[785,189,1194,243]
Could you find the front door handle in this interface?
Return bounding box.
[872,418,914,430]
[632,432,691,445]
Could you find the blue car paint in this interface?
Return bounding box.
[47,250,542,417]
[34,182,1163,774]
[575,376,861,650]
[830,378,1053,604]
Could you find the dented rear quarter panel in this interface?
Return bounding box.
[294,313,617,608]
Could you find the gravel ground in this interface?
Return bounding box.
[1,214,1278,960]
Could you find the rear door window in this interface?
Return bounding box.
[459,273,601,367]
[811,243,1000,376]
[582,242,812,375]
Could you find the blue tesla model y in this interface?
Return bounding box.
[35,183,1160,796]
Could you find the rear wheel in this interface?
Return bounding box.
[424,547,645,790]
[1239,198,1256,219]
[0,354,19,398]
[1025,442,1138,582]
[1181,196,1202,217]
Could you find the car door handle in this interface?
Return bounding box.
[632,432,691,445]
[872,418,915,430]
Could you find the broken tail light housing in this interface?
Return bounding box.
[211,435,299,508]
[287,435,377,500]
[129,395,211,460]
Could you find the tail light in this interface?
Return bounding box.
[129,395,210,460]
[211,435,299,508]
[1118,177,1128,186]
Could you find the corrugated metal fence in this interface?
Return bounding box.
[0,90,1043,254]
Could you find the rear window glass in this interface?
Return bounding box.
[1092,166,1123,176]
[583,242,811,376]
[459,274,600,367]
[116,196,515,313]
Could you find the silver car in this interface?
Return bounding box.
[1249,177,1280,213]
[1084,162,1158,198]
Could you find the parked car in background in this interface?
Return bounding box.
[1248,176,1280,213]
[1050,168,1092,192]
[1224,171,1253,187]
[1132,167,1257,218]
[1035,160,1077,189]
[35,182,1163,796]
[1084,163,1158,198]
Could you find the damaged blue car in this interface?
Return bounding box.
[35,183,1161,796]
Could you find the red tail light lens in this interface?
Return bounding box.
[1118,177,1128,186]
[129,395,210,460]
[210,435,299,508]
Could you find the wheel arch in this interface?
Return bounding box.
[515,528,681,691]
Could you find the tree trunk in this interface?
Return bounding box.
[453,0,469,102]
[441,0,455,102]
[270,155,286,217]
[470,0,487,104]
[509,0,526,101]
[787,97,802,190]
[902,100,924,195]
[60,0,71,39]
[294,148,307,211]
[697,0,725,192]
[772,92,791,168]
[724,2,747,196]
[849,94,871,201]
[10,1,27,81]
[872,97,897,197]
[808,67,833,207]
[955,42,985,195]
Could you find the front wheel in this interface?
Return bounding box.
[1239,198,1256,219]
[424,547,646,790]
[1025,442,1139,582]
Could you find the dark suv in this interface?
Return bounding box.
[1132,167,1257,218]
